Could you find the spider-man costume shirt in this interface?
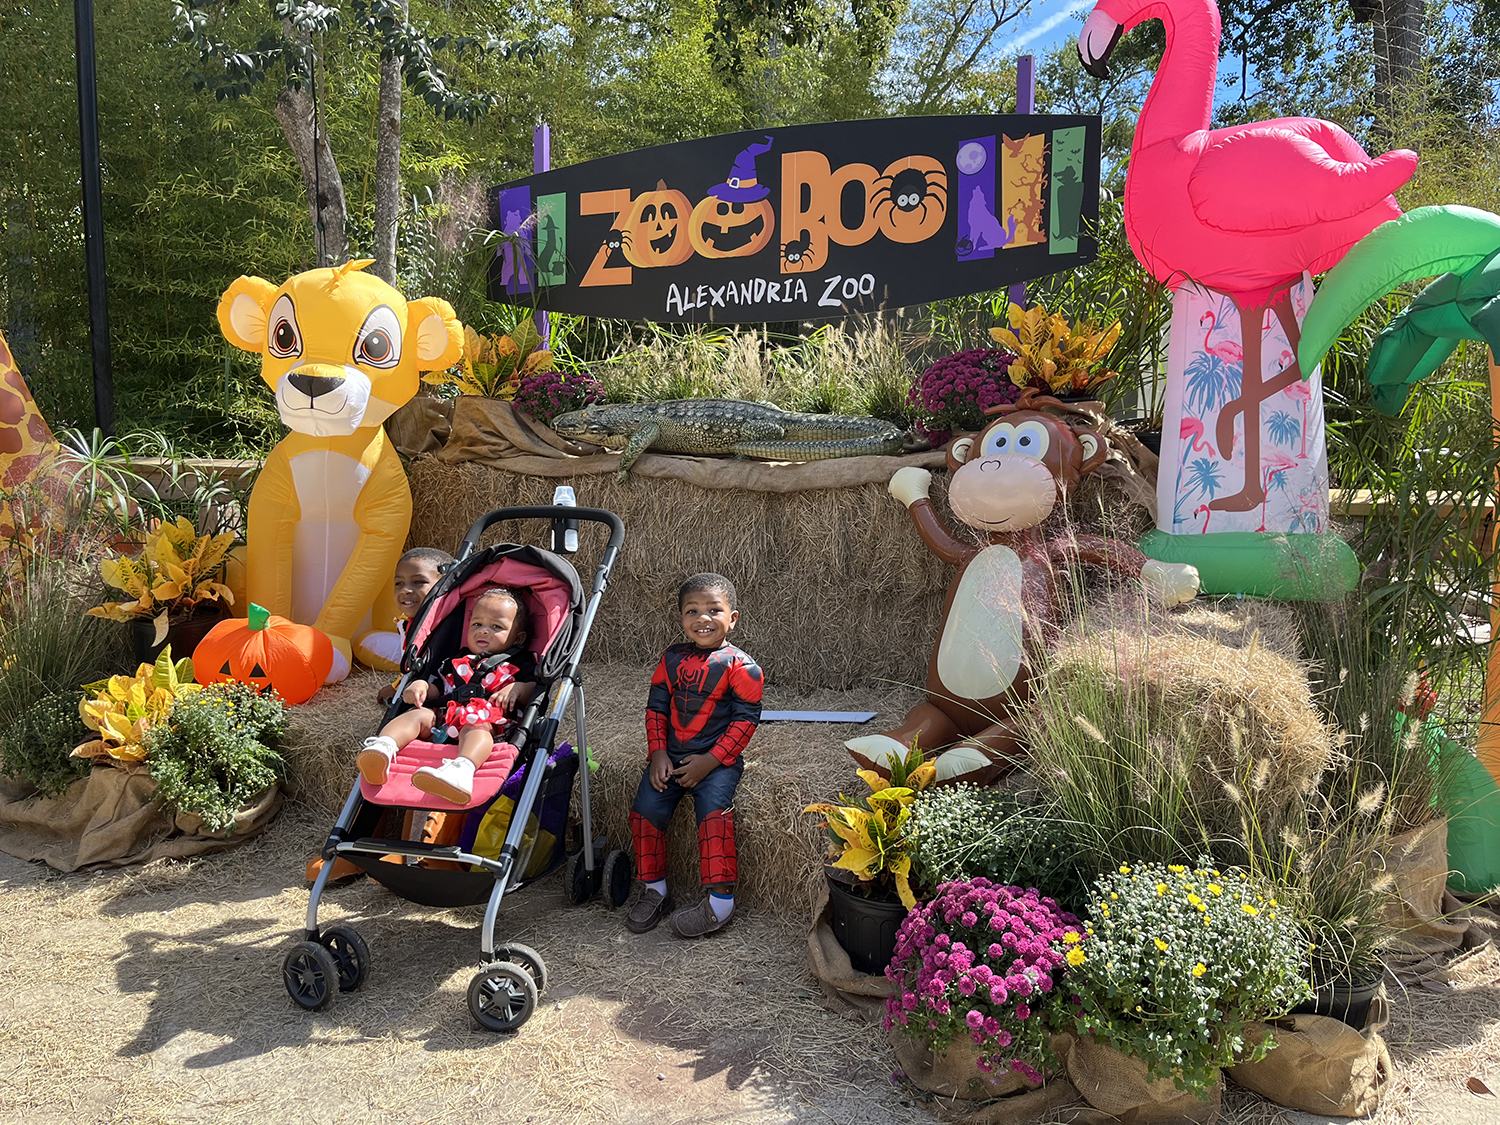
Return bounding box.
[645,642,763,766]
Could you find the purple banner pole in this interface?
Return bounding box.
[534,123,551,346]
[1008,55,1035,311]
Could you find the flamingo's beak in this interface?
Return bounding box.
[1078,10,1123,79]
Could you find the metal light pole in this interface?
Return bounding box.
[74,0,114,435]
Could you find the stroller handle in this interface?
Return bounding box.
[457,505,625,560]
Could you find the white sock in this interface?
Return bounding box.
[646,879,667,897]
[709,892,734,921]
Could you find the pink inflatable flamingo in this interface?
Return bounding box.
[1078,0,1417,302]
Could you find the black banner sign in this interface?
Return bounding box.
[486,115,1101,323]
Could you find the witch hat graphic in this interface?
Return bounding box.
[709,136,774,202]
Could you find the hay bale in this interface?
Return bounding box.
[281,669,388,814]
[1048,597,1334,811]
[406,458,952,692]
[274,660,917,914]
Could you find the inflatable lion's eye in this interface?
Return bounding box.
[268,295,302,359]
[354,306,402,369]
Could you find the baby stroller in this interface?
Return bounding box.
[280,502,633,1031]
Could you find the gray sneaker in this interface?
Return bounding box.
[626,885,675,933]
[670,896,732,938]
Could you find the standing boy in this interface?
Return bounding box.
[628,573,762,938]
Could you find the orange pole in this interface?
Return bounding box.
[1479,348,1500,786]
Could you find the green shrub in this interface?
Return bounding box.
[908,785,1092,911]
[145,682,286,834]
[0,692,91,797]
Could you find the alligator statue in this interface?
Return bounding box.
[552,399,907,481]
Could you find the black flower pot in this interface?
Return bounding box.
[1134,429,1162,456]
[1291,974,1382,1029]
[129,608,226,668]
[826,876,908,975]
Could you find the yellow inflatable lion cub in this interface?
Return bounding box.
[218,260,462,683]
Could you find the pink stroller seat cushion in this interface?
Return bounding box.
[360,740,520,811]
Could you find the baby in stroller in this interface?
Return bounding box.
[357,585,539,804]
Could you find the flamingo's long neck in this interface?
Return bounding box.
[1126,0,1220,151]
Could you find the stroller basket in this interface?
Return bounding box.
[281,504,625,1032]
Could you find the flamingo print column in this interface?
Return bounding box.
[1078,0,1417,595]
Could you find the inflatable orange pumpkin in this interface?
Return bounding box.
[194,603,334,704]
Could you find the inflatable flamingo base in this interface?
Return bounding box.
[1139,529,1358,601]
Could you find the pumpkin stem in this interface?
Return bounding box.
[248,603,271,631]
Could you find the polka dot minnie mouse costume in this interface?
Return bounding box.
[430,648,536,744]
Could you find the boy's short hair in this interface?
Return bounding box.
[474,585,530,632]
[399,546,454,572]
[678,572,737,611]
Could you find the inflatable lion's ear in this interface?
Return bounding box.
[216,260,462,437]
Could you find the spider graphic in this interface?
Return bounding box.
[872,166,947,226]
[781,233,815,269]
[602,228,631,256]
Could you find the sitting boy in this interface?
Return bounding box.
[628,573,763,938]
[376,546,454,705]
[359,586,538,804]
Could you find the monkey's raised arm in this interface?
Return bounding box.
[888,467,977,568]
[1051,534,1201,608]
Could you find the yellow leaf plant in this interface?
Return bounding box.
[805,743,935,908]
[430,321,555,399]
[90,517,234,633]
[73,646,200,764]
[990,301,1122,396]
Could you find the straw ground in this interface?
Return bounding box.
[1,660,1496,1124]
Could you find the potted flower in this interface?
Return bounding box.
[885,878,1078,1094]
[145,680,287,837]
[804,745,935,973]
[89,516,234,664]
[72,647,200,766]
[514,366,605,427]
[1063,862,1311,1116]
[989,302,1121,400]
[907,349,1020,448]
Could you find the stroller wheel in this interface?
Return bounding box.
[601,849,633,910]
[319,925,371,992]
[495,942,548,996]
[468,961,538,1032]
[564,850,595,906]
[282,941,340,1012]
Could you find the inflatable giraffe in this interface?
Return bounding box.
[0,329,61,539]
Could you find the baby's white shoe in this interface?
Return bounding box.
[411,757,476,805]
[357,735,399,784]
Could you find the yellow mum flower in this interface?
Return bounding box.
[1208,884,1223,895]
[1066,947,1087,966]
[1064,931,1082,944]
[1154,938,1169,952]
[1193,963,1206,978]
[1156,882,1168,896]
[1168,865,1186,874]
[1187,893,1202,907]
[1119,864,1131,874]
[1111,892,1119,900]
[1242,904,1260,915]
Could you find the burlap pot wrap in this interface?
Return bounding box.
[172,783,284,839]
[0,767,281,871]
[1065,1035,1221,1123]
[1226,996,1392,1117]
[889,1034,1081,1124]
[1381,817,1476,957]
[386,391,454,457]
[806,881,894,1019]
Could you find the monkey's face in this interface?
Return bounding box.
[945,410,1105,532]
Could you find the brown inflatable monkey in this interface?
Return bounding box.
[846,389,1200,782]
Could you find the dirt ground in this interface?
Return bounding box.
[1,672,1498,1124]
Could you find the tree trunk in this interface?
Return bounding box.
[273,83,349,267]
[1355,0,1426,143]
[372,0,407,285]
